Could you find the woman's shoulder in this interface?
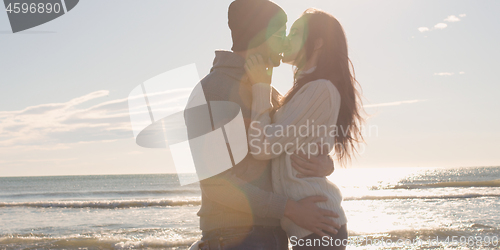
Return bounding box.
[297,79,341,100]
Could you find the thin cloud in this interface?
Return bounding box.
[0,90,109,116]
[363,99,426,108]
[434,72,454,76]
[434,23,448,29]
[444,15,461,22]
[0,91,129,147]
[418,14,465,33]
[418,27,430,33]
[0,89,190,147]
[434,72,465,76]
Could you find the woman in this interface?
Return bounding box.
[244,8,365,249]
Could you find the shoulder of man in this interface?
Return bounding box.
[199,70,236,101]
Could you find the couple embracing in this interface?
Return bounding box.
[188,0,365,249]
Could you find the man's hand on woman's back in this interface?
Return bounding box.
[284,196,340,237]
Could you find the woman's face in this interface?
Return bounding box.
[282,18,306,65]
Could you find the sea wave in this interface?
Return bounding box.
[2,192,498,209]
[0,189,201,199]
[348,227,500,247]
[345,193,500,201]
[1,225,498,249]
[0,199,201,209]
[389,179,500,189]
[0,234,198,249]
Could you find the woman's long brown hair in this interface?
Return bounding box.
[276,8,366,167]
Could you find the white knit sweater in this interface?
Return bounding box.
[248,79,347,239]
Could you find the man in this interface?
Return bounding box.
[186,0,340,249]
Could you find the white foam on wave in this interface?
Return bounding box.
[344,193,500,201]
[114,236,199,249]
[390,179,500,189]
[0,234,200,249]
[0,198,201,208]
[0,189,201,199]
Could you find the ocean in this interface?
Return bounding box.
[1,166,499,249]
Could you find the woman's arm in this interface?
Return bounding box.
[248,80,337,160]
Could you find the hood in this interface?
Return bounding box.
[211,50,246,81]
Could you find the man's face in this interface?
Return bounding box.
[264,26,287,67]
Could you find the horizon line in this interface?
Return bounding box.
[1,165,499,178]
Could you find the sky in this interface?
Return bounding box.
[0,0,499,177]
